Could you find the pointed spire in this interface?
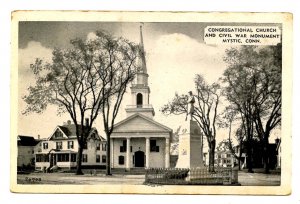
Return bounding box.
[140,24,144,48]
[138,23,147,74]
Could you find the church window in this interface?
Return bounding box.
[118,156,125,165]
[150,140,159,152]
[120,140,127,152]
[137,93,143,107]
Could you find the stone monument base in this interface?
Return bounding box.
[175,120,204,169]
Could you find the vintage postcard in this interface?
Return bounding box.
[11,11,292,194]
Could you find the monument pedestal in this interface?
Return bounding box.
[175,120,204,169]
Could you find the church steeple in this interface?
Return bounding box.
[136,24,149,86]
[125,24,155,118]
[138,24,147,74]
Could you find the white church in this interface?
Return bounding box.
[110,25,173,170]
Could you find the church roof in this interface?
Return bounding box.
[112,113,172,133]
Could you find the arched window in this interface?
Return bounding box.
[136,93,143,107]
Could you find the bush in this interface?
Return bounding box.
[163,169,189,179]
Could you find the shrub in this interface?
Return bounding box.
[163,169,189,179]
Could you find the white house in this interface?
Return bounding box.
[35,121,106,171]
[110,25,172,170]
[17,135,40,169]
[214,150,234,168]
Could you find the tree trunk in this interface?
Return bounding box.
[208,139,216,172]
[263,134,270,174]
[76,146,84,175]
[246,139,254,173]
[238,147,242,170]
[106,135,112,175]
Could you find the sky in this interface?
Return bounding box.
[18,21,280,146]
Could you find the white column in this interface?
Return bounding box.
[165,138,170,168]
[145,137,150,168]
[126,138,131,170]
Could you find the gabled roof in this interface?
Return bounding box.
[57,124,87,137]
[48,124,104,140]
[112,113,172,133]
[87,129,106,141]
[17,135,39,146]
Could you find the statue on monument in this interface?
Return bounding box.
[185,91,195,121]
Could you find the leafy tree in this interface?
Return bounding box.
[23,31,139,175]
[222,44,281,173]
[161,74,220,172]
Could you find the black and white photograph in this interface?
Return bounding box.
[11,11,292,195]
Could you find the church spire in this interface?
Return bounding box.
[125,23,154,118]
[140,24,144,48]
[138,23,147,74]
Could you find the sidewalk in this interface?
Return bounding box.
[17,170,281,186]
[238,171,280,186]
[17,173,146,185]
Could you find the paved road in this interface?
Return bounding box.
[17,173,146,185]
[17,171,280,186]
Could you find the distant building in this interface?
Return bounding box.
[232,138,280,169]
[17,135,40,169]
[276,138,281,169]
[215,150,234,168]
[110,25,172,170]
[34,120,106,171]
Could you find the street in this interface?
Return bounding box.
[17,171,280,186]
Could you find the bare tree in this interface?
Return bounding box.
[96,31,139,175]
[161,74,220,172]
[23,30,139,175]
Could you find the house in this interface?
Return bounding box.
[232,138,280,169]
[34,120,106,171]
[17,135,40,169]
[214,150,234,167]
[110,25,172,170]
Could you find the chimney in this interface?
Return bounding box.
[85,118,89,126]
[67,120,71,125]
[37,135,40,140]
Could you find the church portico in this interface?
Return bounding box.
[110,25,172,170]
[110,134,170,169]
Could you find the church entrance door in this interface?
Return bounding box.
[134,151,145,167]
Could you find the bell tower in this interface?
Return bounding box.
[125,24,155,118]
